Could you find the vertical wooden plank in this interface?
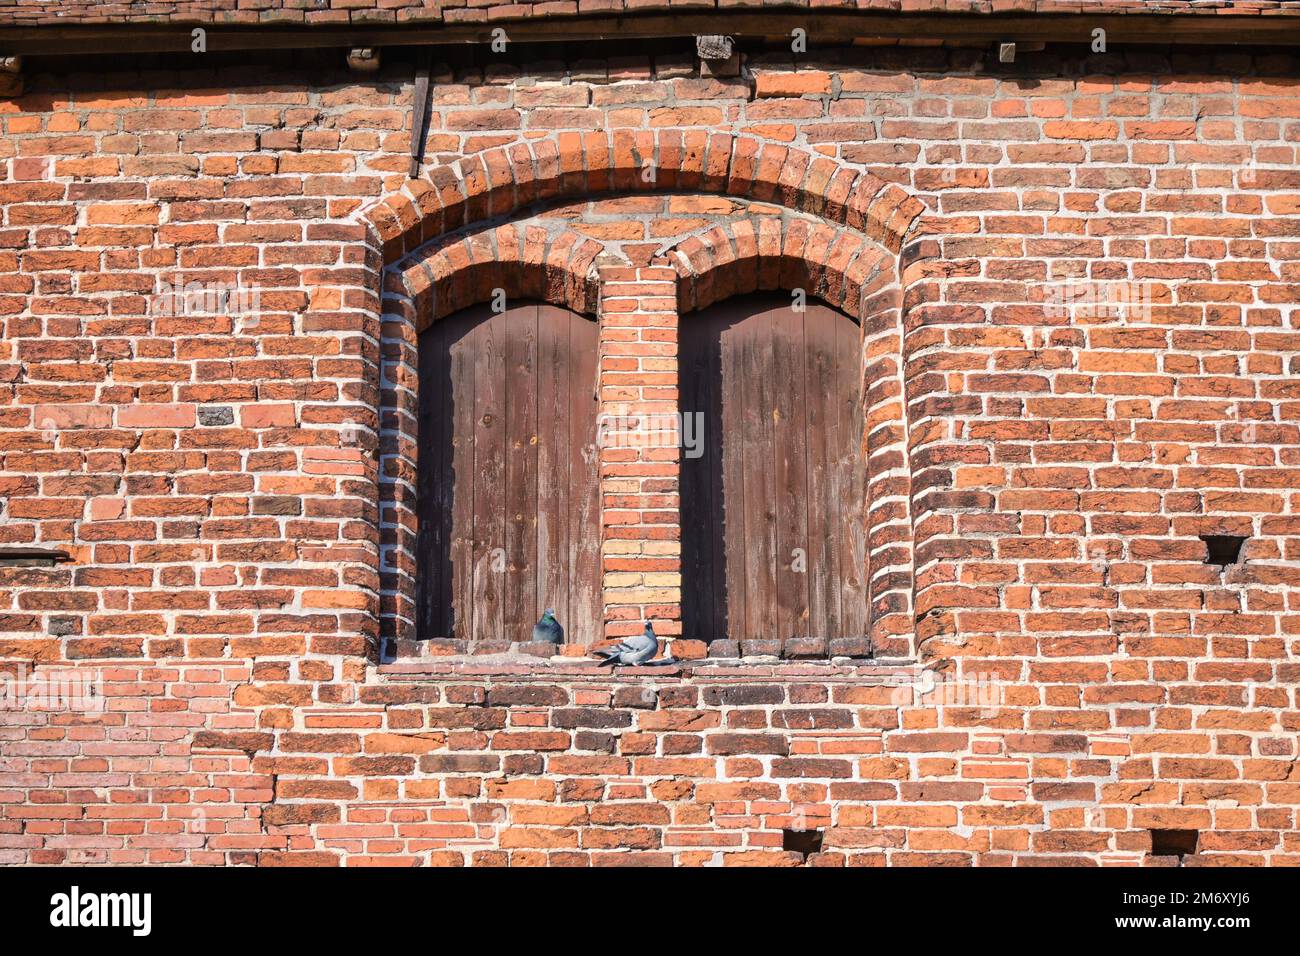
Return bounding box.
[681,316,702,642]
[566,307,602,644]
[447,308,479,641]
[417,314,452,638]
[739,299,778,643]
[471,303,506,644]
[802,301,839,641]
[771,299,810,640]
[680,314,713,644]
[416,318,436,636]
[836,306,870,639]
[535,303,570,637]
[703,316,728,642]
[504,303,539,639]
[678,314,701,642]
[718,300,749,643]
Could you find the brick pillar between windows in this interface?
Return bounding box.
[596,264,683,644]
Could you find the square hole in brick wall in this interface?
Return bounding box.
[1200,534,1247,568]
[1149,829,1198,859]
[782,829,824,856]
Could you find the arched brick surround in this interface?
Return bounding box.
[394,221,605,331]
[359,133,927,655]
[361,132,923,261]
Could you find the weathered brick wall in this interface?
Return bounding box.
[1,45,1298,864]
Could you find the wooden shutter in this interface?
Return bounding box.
[680,294,868,645]
[417,302,601,644]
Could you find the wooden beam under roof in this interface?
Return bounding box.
[3,11,1300,57]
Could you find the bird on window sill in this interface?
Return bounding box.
[592,622,671,667]
[532,608,563,644]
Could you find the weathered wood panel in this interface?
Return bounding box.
[562,305,603,647]
[681,294,868,645]
[417,301,600,643]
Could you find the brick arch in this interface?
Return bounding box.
[360,131,924,265]
[662,214,915,658]
[667,214,894,318]
[391,220,605,331]
[359,135,929,654]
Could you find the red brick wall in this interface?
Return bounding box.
[1,47,1298,864]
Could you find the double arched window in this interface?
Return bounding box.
[416,293,867,647]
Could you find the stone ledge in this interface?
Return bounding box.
[378,657,921,682]
[386,635,882,664]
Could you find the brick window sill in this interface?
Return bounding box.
[386,636,882,665]
[378,657,921,682]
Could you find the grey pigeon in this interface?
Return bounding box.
[532,608,563,644]
[595,622,658,667]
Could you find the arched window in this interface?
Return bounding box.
[416,301,601,644]
[679,294,868,646]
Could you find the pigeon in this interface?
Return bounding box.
[594,621,659,667]
[532,608,563,644]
